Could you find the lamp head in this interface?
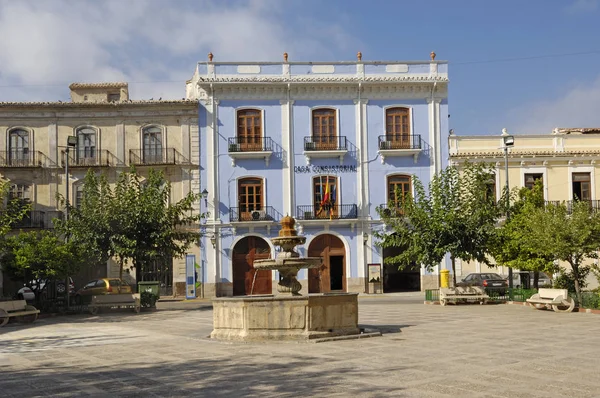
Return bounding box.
[210,235,216,248]
[201,189,208,197]
[66,136,77,147]
[503,135,514,147]
[363,232,369,245]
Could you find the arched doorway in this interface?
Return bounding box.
[382,238,420,292]
[307,234,346,293]
[232,236,272,296]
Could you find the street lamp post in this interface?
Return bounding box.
[64,136,77,309]
[501,128,514,289]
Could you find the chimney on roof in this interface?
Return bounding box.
[68,82,129,103]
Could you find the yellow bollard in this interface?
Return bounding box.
[440,269,450,288]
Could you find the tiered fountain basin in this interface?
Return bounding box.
[211,216,360,341]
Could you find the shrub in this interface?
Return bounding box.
[140,291,159,308]
[554,267,590,293]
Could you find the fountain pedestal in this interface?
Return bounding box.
[210,216,360,341]
[211,293,359,341]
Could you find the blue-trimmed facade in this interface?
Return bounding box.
[188,56,449,297]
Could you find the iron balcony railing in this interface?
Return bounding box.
[304,136,347,151]
[378,134,422,150]
[62,149,120,167]
[0,150,47,168]
[229,206,278,222]
[377,204,404,218]
[129,148,188,166]
[296,204,358,220]
[12,210,46,229]
[45,211,64,229]
[228,137,274,152]
[545,200,600,214]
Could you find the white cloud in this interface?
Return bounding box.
[0,0,357,101]
[564,0,599,14]
[508,74,600,134]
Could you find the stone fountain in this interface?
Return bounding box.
[211,216,360,341]
[253,216,321,295]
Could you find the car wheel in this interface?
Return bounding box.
[56,282,66,294]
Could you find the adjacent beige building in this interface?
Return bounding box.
[449,128,600,288]
[0,83,200,297]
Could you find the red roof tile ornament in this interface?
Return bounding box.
[208,52,213,62]
[283,52,288,62]
[430,51,436,61]
[357,51,362,61]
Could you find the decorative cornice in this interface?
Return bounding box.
[451,149,600,158]
[69,82,128,89]
[0,99,197,108]
[197,75,448,84]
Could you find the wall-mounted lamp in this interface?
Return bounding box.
[363,232,369,245]
[210,235,216,248]
[201,188,209,206]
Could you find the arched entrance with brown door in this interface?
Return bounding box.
[307,234,346,293]
[232,236,272,296]
[382,237,420,292]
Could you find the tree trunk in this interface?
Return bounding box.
[533,271,539,289]
[451,255,457,287]
[118,258,124,294]
[571,262,582,307]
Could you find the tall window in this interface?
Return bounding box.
[312,108,337,150]
[143,126,162,163]
[573,173,591,201]
[9,129,29,164]
[385,107,411,149]
[387,174,411,210]
[313,176,338,218]
[75,185,84,209]
[76,127,96,162]
[238,178,263,221]
[237,109,262,151]
[524,173,543,190]
[9,183,31,204]
[484,174,496,202]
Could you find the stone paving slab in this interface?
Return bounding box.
[1,299,600,397]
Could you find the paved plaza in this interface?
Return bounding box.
[1,296,600,397]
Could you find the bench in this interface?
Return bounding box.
[89,294,141,315]
[440,286,489,306]
[0,300,40,327]
[526,288,575,313]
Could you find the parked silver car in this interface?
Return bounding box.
[511,271,552,288]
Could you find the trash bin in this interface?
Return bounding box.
[440,270,450,288]
[138,281,160,298]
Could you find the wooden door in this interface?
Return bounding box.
[237,109,262,151]
[385,108,410,149]
[308,234,346,293]
[232,237,272,296]
[312,108,337,150]
[238,178,263,221]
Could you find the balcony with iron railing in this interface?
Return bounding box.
[377,204,404,218]
[303,136,348,164]
[0,151,50,168]
[129,148,189,166]
[11,210,46,229]
[229,206,278,223]
[296,204,358,221]
[377,134,423,164]
[62,149,121,167]
[545,200,600,214]
[227,136,274,167]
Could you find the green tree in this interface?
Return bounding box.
[56,168,202,289]
[0,179,31,236]
[527,200,600,305]
[2,230,86,297]
[376,163,501,286]
[488,180,555,288]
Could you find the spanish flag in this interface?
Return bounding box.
[321,180,330,207]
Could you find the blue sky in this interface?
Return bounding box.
[1,0,599,135]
